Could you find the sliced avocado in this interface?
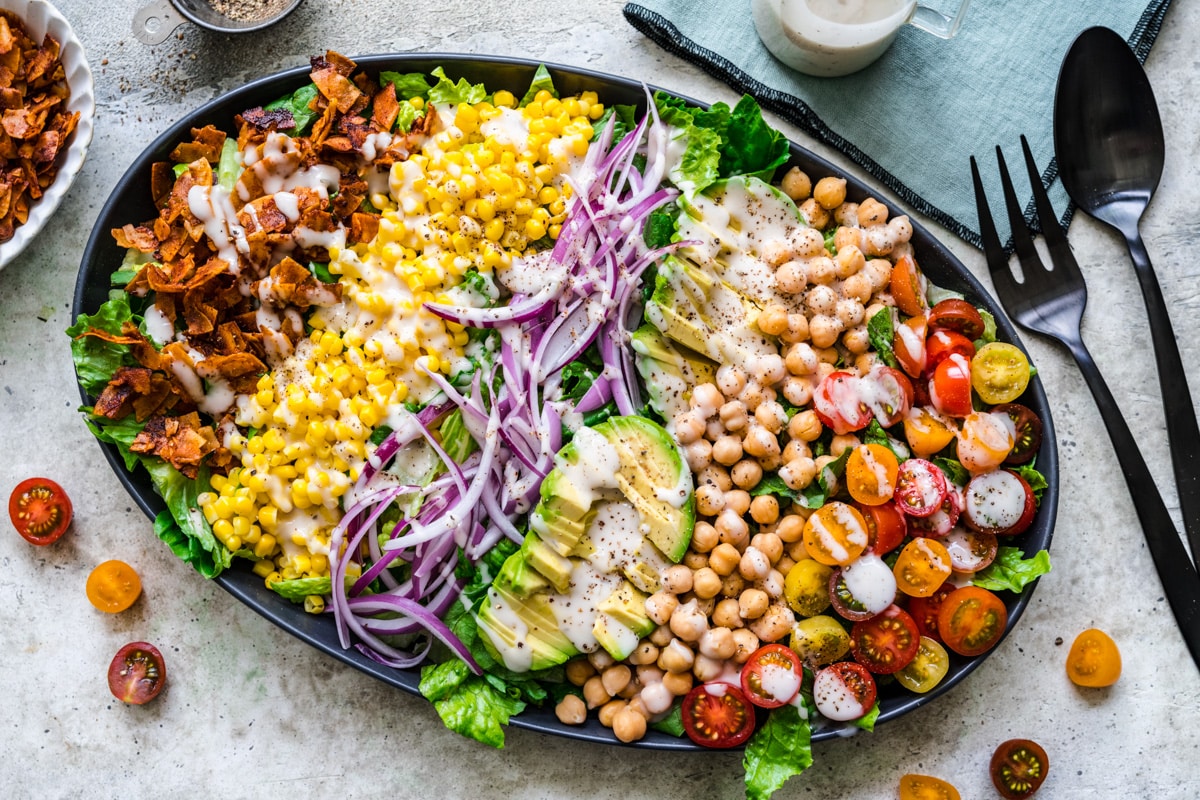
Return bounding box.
[631,324,718,423]
[493,542,549,598]
[521,532,574,594]
[476,582,578,672]
[598,580,655,637]
[534,459,596,525]
[528,507,589,558]
[592,613,642,662]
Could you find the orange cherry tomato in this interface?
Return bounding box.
[856,500,907,555]
[893,314,928,378]
[845,443,899,506]
[890,254,928,317]
[899,774,962,800]
[803,501,870,566]
[1066,628,1121,687]
[893,537,953,597]
[903,407,957,458]
[937,585,1009,657]
[86,560,143,613]
[957,411,1015,473]
[9,477,72,545]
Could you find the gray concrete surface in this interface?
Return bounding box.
[2,1,1199,798]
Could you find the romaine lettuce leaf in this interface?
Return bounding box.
[743,703,813,800]
[591,103,637,143]
[216,137,240,192]
[519,64,558,106]
[394,102,424,133]
[866,307,899,369]
[66,295,139,395]
[419,659,525,749]
[264,83,319,135]
[973,547,1052,593]
[269,576,332,601]
[380,71,433,100]
[427,67,487,107]
[144,459,231,579]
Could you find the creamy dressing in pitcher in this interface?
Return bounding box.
[752,0,915,77]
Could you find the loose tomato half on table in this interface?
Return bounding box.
[990,738,1050,799]
[108,641,167,705]
[9,477,72,545]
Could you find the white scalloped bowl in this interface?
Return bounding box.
[0,0,93,271]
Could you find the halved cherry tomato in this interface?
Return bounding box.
[924,328,976,369]
[937,586,1008,657]
[813,371,872,435]
[956,411,1015,473]
[893,315,928,378]
[845,443,899,506]
[893,537,953,597]
[107,641,166,705]
[812,661,877,721]
[791,615,852,665]
[740,644,803,708]
[86,560,142,613]
[850,604,920,674]
[907,486,962,538]
[830,567,888,621]
[902,407,956,458]
[990,738,1049,799]
[942,526,998,573]
[784,559,834,617]
[862,365,914,427]
[9,477,72,545]
[803,501,870,566]
[895,458,948,517]
[896,635,950,694]
[681,683,756,748]
[856,500,907,555]
[929,353,973,417]
[899,774,961,800]
[972,342,1031,404]
[1066,628,1121,687]
[994,403,1043,465]
[963,470,1036,536]
[890,254,927,317]
[908,582,956,642]
[927,298,986,340]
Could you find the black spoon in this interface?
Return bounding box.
[1054,26,1200,568]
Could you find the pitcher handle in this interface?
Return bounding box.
[910,0,971,40]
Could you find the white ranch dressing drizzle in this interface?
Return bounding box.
[840,551,896,615]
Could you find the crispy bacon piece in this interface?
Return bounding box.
[170,125,226,164]
[129,413,219,479]
[371,82,400,131]
[240,106,296,132]
[112,223,157,252]
[93,366,153,419]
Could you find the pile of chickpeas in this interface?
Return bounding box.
[552,168,915,743]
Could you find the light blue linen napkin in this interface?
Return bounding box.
[624,0,1174,248]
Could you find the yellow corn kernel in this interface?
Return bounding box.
[232,516,252,540]
[233,494,256,518]
[549,223,563,240]
[212,518,234,542]
[292,553,312,575]
[311,553,329,574]
[538,185,559,205]
[303,595,325,614]
[484,218,505,242]
[256,374,273,391]
[254,534,277,559]
[524,217,547,240]
[252,559,275,578]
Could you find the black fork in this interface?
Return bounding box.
[971,136,1200,670]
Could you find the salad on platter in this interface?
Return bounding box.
[69,52,1053,798]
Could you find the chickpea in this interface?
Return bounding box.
[776,555,797,576]
[742,425,780,459]
[708,542,742,576]
[759,568,786,599]
[804,284,838,317]
[583,675,611,709]
[889,215,913,243]
[658,638,695,673]
[613,707,647,743]
[757,303,789,336]
[813,176,847,210]
[732,459,764,490]
[640,681,675,715]
[711,434,744,466]
[720,572,747,598]
[689,520,719,553]
[636,664,664,687]
[782,438,812,464]
[775,514,805,543]
[650,624,674,647]
[705,418,725,442]
[841,271,873,304]
[787,539,810,562]
[645,591,678,626]
[779,377,811,407]
[751,532,783,563]
[725,489,752,516]
[799,197,830,230]
[789,226,826,258]
[601,664,632,697]
[682,551,708,571]
[715,509,750,547]
[698,465,733,491]
[788,409,823,442]
[719,400,749,432]
[830,433,861,458]
[598,698,626,727]
[746,497,777,529]
[669,600,709,642]
[690,382,724,415]
[627,644,659,669]
[774,260,808,294]
[858,197,889,226]
[662,564,694,595]
[712,597,743,629]
[684,439,713,472]
[749,603,797,643]
[731,628,761,664]
[662,670,694,696]
[691,567,722,600]
[809,314,843,349]
[692,592,717,618]
[760,238,793,267]
[833,244,865,280]
[781,166,812,201]
[833,224,863,252]
[692,654,725,683]
[843,324,871,355]
[816,348,841,366]
[739,547,771,581]
[864,258,893,292]
[835,298,865,328]
[673,410,706,445]
[755,401,787,434]
[694,483,726,517]
[566,658,596,686]
[865,226,897,257]
[715,364,747,398]
[555,693,587,725]
[589,649,615,671]
[781,313,811,344]
[739,588,770,620]
[699,627,738,660]
[807,256,837,285]
[779,456,818,489]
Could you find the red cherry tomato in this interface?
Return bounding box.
[812,661,877,721]
[907,484,962,537]
[963,470,1036,536]
[990,738,1050,799]
[929,353,973,417]
[861,365,914,427]
[890,254,928,317]
[850,604,921,674]
[895,459,949,518]
[740,644,803,709]
[9,477,72,545]
[893,315,928,379]
[908,582,957,642]
[937,586,1008,657]
[926,298,986,340]
[856,500,907,555]
[813,371,872,435]
[993,403,1044,465]
[107,642,167,705]
[925,328,976,369]
[943,526,999,573]
[681,683,756,748]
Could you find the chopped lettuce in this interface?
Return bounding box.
[419,659,525,749]
[380,71,434,100]
[264,83,319,135]
[519,64,558,106]
[269,576,333,601]
[439,409,477,465]
[973,546,1052,593]
[591,103,637,143]
[933,456,971,487]
[394,102,424,133]
[649,701,685,737]
[743,703,814,800]
[216,137,240,192]
[66,294,139,395]
[145,459,231,579]
[642,205,678,250]
[427,67,487,107]
[866,308,899,369]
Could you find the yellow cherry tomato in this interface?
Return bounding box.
[789,614,852,666]
[844,443,899,506]
[903,407,957,458]
[971,342,1031,404]
[1066,628,1122,687]
[896,636,950,693]
[802,501,870,566]
[784,558,834,617]
[899,773,961,800]
[893,537,952,598]
[86,560,142,613]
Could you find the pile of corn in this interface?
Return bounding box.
[197,89,604,610]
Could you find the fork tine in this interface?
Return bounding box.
[970,155,1020,299]
[1020,134,1084,282]
[995,145,1046,275]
